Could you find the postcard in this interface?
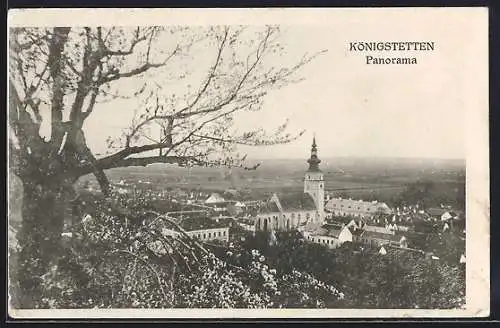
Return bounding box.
[7,7,489,318]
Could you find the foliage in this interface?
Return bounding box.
[10,195,342,309]
[8,191,464,309]
[394,180,465,211]
[229,231,465,309]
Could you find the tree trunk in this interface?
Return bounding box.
[15,178,76,308]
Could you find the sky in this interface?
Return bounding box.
[75,9,487,161]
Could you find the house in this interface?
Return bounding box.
[205,193,226,204]
[364,224,395,235]
[328,225,354,244]
[160,216,230,243]
[325,198,392,218]
[146,214,231,256]
[303,224,353,249]
[202,193,234,214]
[441,211,453,221]
[234,201,246,208]
[427,207,455,221]
[399,236,408,248]
[208,202,232,214]
[396,225,411,232]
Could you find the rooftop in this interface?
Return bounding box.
[205,193,226,203]
[178,217,230,232]
[427,208,452,216]
[360,230,401,242]
[278,193,317,212]
[308,223,346,238]
[256,201,281,214]
[326,198,392,214]
[327,229,343,238]
[364,225,395,235]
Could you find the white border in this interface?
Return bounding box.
[7,7,490,319]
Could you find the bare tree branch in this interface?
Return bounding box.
[102,27,154,56]
[175,27,229,117]
[99,47,179,85]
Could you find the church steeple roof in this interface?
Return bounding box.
[307,136,322,172]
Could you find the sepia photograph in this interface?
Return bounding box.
[7,8,489,318]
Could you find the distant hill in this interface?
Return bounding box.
[91,156,464,194]
[106,156,465,175]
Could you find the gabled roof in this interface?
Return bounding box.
[328,229,343,238]
[309,226,329,236]
[309,224,347,238]
[326,198,392,214]
[364,225,395,235]
[323,223,344,231]
[205,193,226,204]
[256,201,281,214]
[427,208,449,216]
[278,193,317,212]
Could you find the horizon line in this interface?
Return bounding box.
[244,155,466,161]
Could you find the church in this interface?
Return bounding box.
[254,137,326,232]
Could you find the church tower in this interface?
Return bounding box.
[304,137,325,223]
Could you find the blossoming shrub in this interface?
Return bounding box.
[12,193,343,309]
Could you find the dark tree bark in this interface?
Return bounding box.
[16,175,77,308]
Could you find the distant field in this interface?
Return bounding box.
[76,156,465,207]
[8,157,465,227]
